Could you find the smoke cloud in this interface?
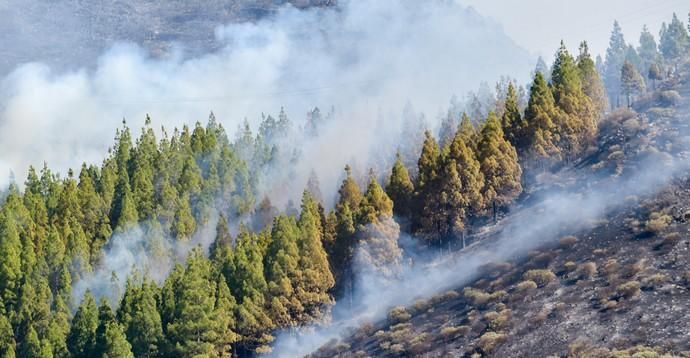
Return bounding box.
[0,0,532,199]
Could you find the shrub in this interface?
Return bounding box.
[523,269,557,287]
[334,342,351,352]
[657,90,681,106]
[516,280,537,292]
[410,333,429,346]
[354,351,368,358]
[484,309,511,330]
[593,248,607,256]
[430,290,458,305]
[568,339,611,358]
[412,298,430,313]
[616,281,641,299]
[577,262,598,279]
[602,259,620,276]
[656,232,681,250]
[390,322,412,332]
[645,212,672,234]
[387,306,411,324]
[388,344,404,354]
[559,236,578,249]
[622,261,644,279]
[641,273,666,289]
[464,287,491,306]
[564,261,577,272]
[478,332,507,353]
[440,325,470,339]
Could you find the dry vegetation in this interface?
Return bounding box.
[312,62,690,358]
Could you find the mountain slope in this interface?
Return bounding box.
[309,61,690,358]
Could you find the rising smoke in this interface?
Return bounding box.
[0,0,533,200]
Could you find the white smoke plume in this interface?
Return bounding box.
[72,211,222,306]
[0,0,533,200]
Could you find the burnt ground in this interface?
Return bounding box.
[308,62,690,358]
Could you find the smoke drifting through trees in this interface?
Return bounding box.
[0,0,532,201]
[270,128,686,357]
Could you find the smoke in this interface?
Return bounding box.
[72,211,221,306]
[270,141,686,355]
[0,0,532,199]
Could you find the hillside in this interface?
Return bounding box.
[0,0,335,75]
[309,61,690,357]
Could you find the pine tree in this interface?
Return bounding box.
[94,298,115,358]
[213,275,237,357]
[0,312,15,358]
[0,212,22,313]
[385,153,414,220]
[77,166,111,265]
[172,194,196,241]
[438,110,459,148]
[337,166,362,212]
[117,278,163,358]
[67,292,99,358]
[210,215,233,265]
[230,229,272,353]
[101,322,134,358]
[111,176,138,231]
[414,131,444,240]
[359,175,394,225]
[621,61,646,107]
[46,295,70,358]
[660,13,689,65]
[306,170,324,204]
[648,63,663,90]
[501,81,524,148]
[522,72,561,170]
[19,325,42,358]
[296,192,335,321]
[263,215,301,327]
[577,41,609,114]
[638,25,660,74]
[477,112,523,217]
[551,41,597,159]
[166,248,217,357]
[604,21,628,108]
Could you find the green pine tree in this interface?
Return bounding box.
[67,292,99,358]
[385,153,414,220]
[477,112,523,215]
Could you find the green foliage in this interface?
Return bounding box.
[67,292,98,358]
[551,41,597,159]
[523,72,561,169]
[0,212,22,312]
[101,322,134,358]
[385,153,414,219]
[477,112,522,209]
[577,41,609,114]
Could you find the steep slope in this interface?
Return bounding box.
[309,62,690,357]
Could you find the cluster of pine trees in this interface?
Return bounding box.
[0,11,689,358]
[602,13,690,108]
